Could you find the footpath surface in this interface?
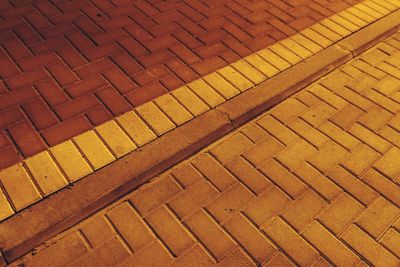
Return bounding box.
[9,30,400,267]
[0,0,363,169]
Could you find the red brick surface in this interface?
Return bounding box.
[0,0,361,169]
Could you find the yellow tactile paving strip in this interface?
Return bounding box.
[11,30,400,267]
[0,0,399,222]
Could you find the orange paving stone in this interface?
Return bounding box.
[10,29,400,267]
[0,0,366,170]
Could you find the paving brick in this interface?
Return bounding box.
[302,221,360,266]
[341,143,380,176]
[146,206,194,256]
[224,214,276,263]
[210,133,253,164]
[106,202,154,251]
[328,165,378,205]
[379,228,400,258]
[342,225,399,267]
[8,121,47,158]
[356,197,400,239]
[154,94,193,126]
[281,190,327,230]
[192,154,236,191]
[24,151,68,196]
[319,193,365,235]
[288,118,328,147]
[206,183,255,223]
[242,136,285,167]
[73,130,115,170]
[263,217,320,266]
[184,209,236,260]
[119,240,173,267]
[361,169,400,206]
[373,147,400,180]
[172,246,215,267]
[135,102,176,136]
[80,215,115,248]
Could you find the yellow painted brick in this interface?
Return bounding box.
[74,131,115,170]
[259,159,307,199]
[263,217,320,266]
[203,73,240,99]
[244,186,290,227]
[50,140,93,182]
[116,111,156,146]
[281,190,327,231]
[146,206,194,256]
[364,88,400,113]
[359,105,392,131]
[319,193,364,235]
[338,10,368,27]
[280,38,313,59]
[290,34,323,54]
[362,169,400,206]
[363,0,391,14]
[245,54,279,77]
[224,214,276,262]
[136,102,176,136]
[349,124,391,153]
[356,197,400,239]
[300,28,332,48]
[171,86,209,116]
[218,66,253,92]
[302,221,360,266]
[154,94,193,126]
[380,228,400,258]
[330,14,360,32]
[188,79,225,107]
[257,48,291,71]
[320,18,351,37]
[0,163,41,210]
[185,209,236,260]
[231,60,266,84]
[355,3,382,19]
[373,0,398,10]
[374,147,400,180]
[0,189,13,221]
[210,132,253,164]
[25,151,68,196]
[96,120,137,158]
[328,166,378,206]
[346,6,375,23]
[342,225,399,266]
[311,23,342,42]
[268,43,302,65]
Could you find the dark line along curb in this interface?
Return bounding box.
[1,9,399,265]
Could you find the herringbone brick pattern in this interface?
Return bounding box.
[11,31,400,267]
[0,0,364,169]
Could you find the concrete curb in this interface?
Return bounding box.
[1,9,399,264]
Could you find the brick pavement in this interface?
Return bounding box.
[0,0,366,169]
[10,30,400,267]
